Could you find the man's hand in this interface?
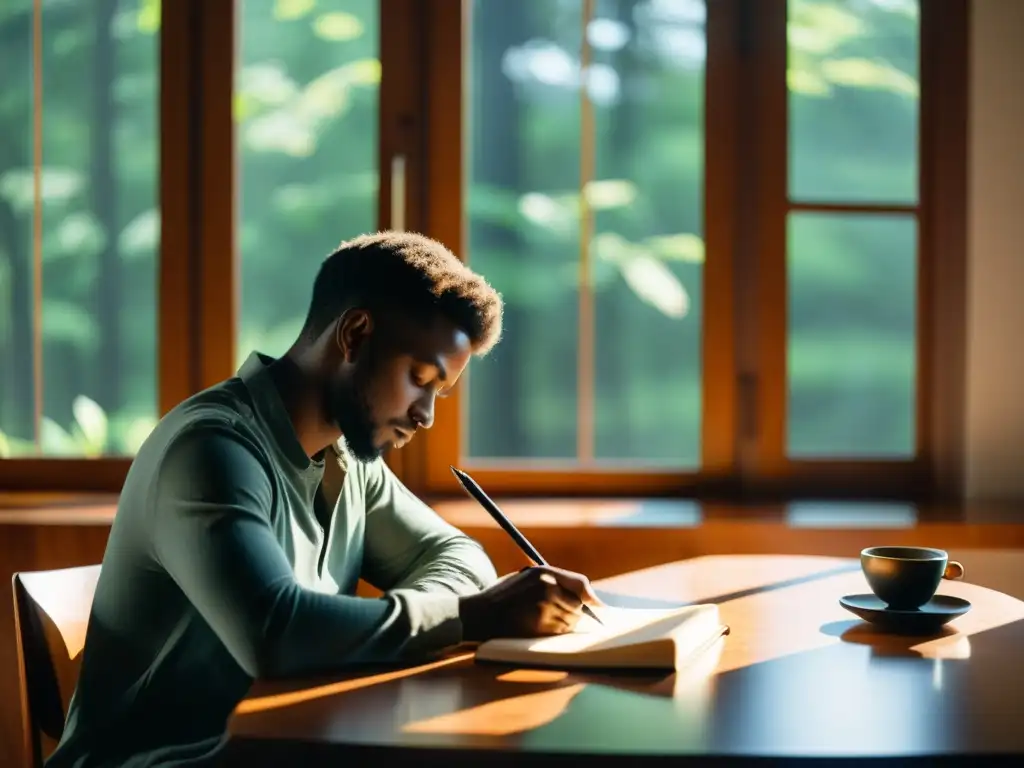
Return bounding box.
[458,565,602,641]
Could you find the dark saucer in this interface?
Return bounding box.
[839,593,972,635]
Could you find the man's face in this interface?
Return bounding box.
[327,310,472,463]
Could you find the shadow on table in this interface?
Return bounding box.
[820,619,971,659]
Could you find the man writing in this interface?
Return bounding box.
[47,232,600,767]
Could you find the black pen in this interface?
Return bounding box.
[450,465,604,626]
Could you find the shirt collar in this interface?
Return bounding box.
[237,351,324,474]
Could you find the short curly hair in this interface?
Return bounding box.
[301,231,503,355]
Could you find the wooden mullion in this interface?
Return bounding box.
[380,0,432,488]
[749,0,789,483]
[701,0,741,488]
[197,1,238,390]
[787,202,919,215]
[160,0,236,408]
[158,0,201,415]
[414,0,467,496]
[919,0,970,502]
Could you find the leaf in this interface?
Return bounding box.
[245,111,317,157]
[274,0,315,21]
[644,233,705,263]
[821,58,918,98]
[0,167,84,214]
[119,209,160,258]
[234,92,255,122]
[788,68,832,96]
[238,63,299,108]
[55,212,106,258]
[120,416,158,454]
[518,192,576,236]
[583,179,637,210]
[73,395,108,452]
[342,59,382,87]
[619,256,690,319]
[303,60,378,115]
[788,1,863,54]
[40,417,80,456]
[313,12,364,41]
[0,429,38,458]
[592,231,640,264]
[240,60,379,155]
[138,0,160,33]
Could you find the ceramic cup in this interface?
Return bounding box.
[860,546,965,610]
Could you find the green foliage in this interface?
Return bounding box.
[0,395,156,457]
[0,0,921,465]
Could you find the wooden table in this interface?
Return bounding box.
[226,554,1024,766]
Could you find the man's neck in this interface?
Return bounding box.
[267,352,341,459]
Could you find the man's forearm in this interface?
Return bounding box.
[387,534,498,596]
[362,460,499,598]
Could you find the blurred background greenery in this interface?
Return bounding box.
[0,0,918,465]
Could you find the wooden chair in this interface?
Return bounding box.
[12,565,101,768]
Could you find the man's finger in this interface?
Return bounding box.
[546,608,577,635]
[541,566,601,605]
[549,585,584,614]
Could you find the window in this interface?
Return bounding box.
[0,0,968,500]
[464,0,706,467]
[785,0,920,458]
[236,0,380,364]
[404,0,967,498]
[0,0,159,461]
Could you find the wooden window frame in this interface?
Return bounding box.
[0,0,236,493]
[0,0,968,504]
[396,0,739,499]
[397,0,970,502]
[741,0,970,500]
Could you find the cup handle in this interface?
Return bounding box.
[944,561,965,580]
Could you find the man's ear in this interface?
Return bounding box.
[335,309,374,363]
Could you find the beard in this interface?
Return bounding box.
[329,356,385,464]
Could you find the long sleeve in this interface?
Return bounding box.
[360,458,498,649]
[150,423,461,679]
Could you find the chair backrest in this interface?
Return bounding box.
[12,565,101,768]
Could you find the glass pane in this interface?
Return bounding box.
[464,0,705,467]
[237,0,379,364]
[788,0,919,203]
[592,0,704,466]
[464,0,582,461]
[787,212,917,458]
[0,0,160,457]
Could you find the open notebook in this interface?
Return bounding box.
[475,603,728,671]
